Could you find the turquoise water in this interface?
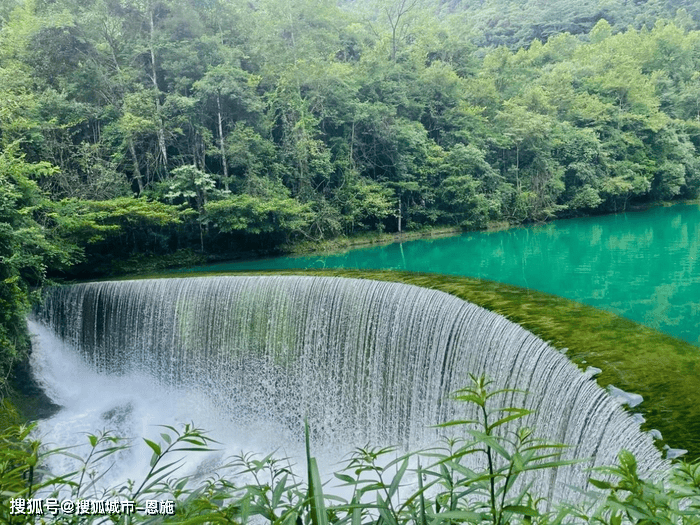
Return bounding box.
[189,203,700,345]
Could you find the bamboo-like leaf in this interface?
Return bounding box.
[179,438,210,447]
[138,458,186,493]
[92,445,130,463]
[271,473,288,507]
[444,461,478,480]
[384,451,414,470]
[503,504,540,517]
[486,387,527,399]
[487,409,531,432]
[434,419,479,428]
[465,430,511,459]
[141,470,185,495]
[308,457,329,525]
[417,459,427,525]
[450,394,484,406]
[172,446,218,453]
[387,458,408,499]
[306,420,328,525]
[520,458,582,471]
[360,481,385,493]
[177,515,231,524]
[376,494,398,525]
[51,450,85,461]
[521,439,568,450]
[589,478,612,490]
[324,494,347,503]
[439,462,451,481]
[334,473,356,484]
[158,424,180,436]
[431,509,484,521]
[143,438,161,457]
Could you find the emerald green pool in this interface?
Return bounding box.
[189,203,700,346]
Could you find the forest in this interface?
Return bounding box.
[3,0,700,388]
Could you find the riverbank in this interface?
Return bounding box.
[281,199,698,260]
[0,338,61,431]
[281,225,464,256]
[59,199,700,280]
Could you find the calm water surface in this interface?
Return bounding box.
[192,203,700,345]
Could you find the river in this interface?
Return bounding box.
[186,203,700,346]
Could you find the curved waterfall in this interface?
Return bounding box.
[33,276,665,503]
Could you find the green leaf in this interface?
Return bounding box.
[465,430,511,459]
[450,394,485,406]
[432,510,484,521]
[143,438,161,457]
[376,495,398,525]
[271,473,288,507]
[589,478,612,490]
[487,409,531,432]
[334,473,356,484]
[306,420,328,525]
[308,457,329,525]
[434,419,478,428]
[503,505,540,517]
[387,458,408,499]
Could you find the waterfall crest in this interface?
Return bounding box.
[34,276,665,502]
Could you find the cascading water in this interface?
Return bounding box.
[31,275,666,504]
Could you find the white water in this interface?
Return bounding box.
[29,321,298,496]
[31,276,667,503]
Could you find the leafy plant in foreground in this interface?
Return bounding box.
[2,376,699,524]
[584,450,700,525]
[432,375,575,524]
[325,374,577,525]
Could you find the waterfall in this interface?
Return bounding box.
[32,276,665,503]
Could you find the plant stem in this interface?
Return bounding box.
[482,404,498,525]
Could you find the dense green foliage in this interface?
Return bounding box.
[3,0,700,264]
[437,0,700,49]
[0,147,78,393]
[1,376,699,524]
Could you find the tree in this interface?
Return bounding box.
[206,193,313,245]
[378,0,424,63]
[0,148,77,392]
[193,63,263,190]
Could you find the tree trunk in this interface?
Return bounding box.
[397,197,402,233]
[149,10,168,172]
[349,119,355,168]
[514,142,521,193]
[217,94,229,190]
[129,139,145,193]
